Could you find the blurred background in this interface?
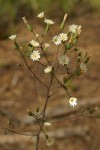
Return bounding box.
[0,0,100,39]
[0,0,100,150]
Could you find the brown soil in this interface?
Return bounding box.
[0,13,100,150]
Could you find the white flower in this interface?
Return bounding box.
[44,66,52,73]
[53,35,61,45]
[9,35,16,41]
[80,63,87,73]
[30,50,40,61]
[53,33,68,45]
[59,33,68,42]
[29,40,39,47]
[69,25,81,34]
[44,122,52,126]
[44,18,55,25]
[46,137,55,146]
[58,55,70,65]
[37,12,44,18]
[69,97,77,107]
[44,43,50,49]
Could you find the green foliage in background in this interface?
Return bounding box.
[89,0,100,10]
[0,0,100,39]
[0,0,18,21]
[0,0,19,38]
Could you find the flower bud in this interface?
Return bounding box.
[22,16,33,31]
[60,14,68,30]
[27,109,33,116]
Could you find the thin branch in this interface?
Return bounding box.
[31,74,54,150]
[33,62,39,106]
[65,66,73,74]
[49,86,62,98]
[2,128,37,137]
[35,135,40,150]
[38,61,47,67]
[17,47,48,88]
[54,75,71,97]
[40,44,51,66]
[54,45,60,68]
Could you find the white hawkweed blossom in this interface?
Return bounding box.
[30,50,40,61]
[53,35,61,45]
[44,66,52,73]
[69,97,77,107]
[69,24,81,34]
[46,137,55,146]
[29,40,39,47]
[59,33,68,42]
[80,63,87,73]
[37,12,44,18]
[44,18,55,25]
[58,55,70,65]
[9,35,16,41]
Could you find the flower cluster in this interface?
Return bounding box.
[69,24,81,34]
[9,12,90,148]
[9,12,89,109]
[53,33,68,45]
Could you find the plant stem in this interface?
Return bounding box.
[35,135,40,150]
[35,74,53,149]
[17,46,48,88]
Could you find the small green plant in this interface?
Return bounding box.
[8,12,90,149]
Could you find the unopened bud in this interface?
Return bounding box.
[22,16,28,24]
[44,122,52,126]
[60,14,68,30]
[27,109,33,116]
[22,16,33,31]
[84,56,90,64]
[74,47,80,51]
[77,26,82,35]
